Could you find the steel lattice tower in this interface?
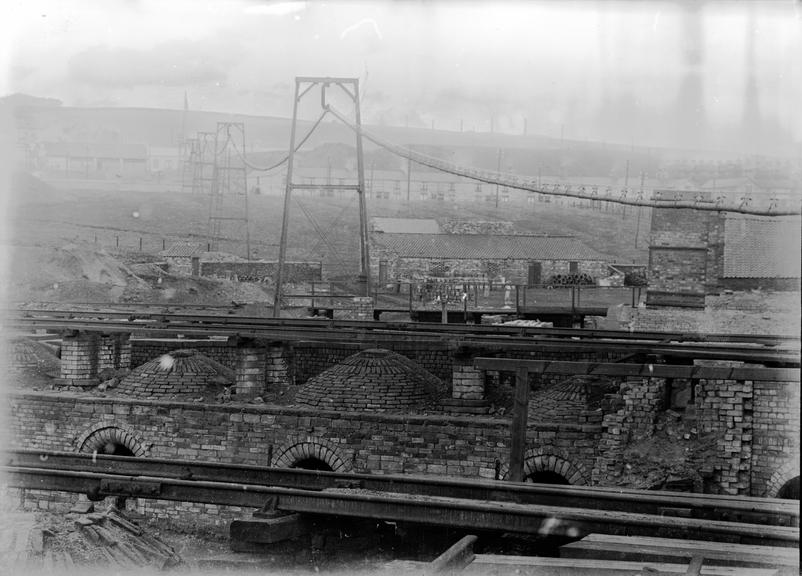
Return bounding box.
[206,122,250,259]
[272,77,371,318]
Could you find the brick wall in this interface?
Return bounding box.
[646,202,726,307]
[131,339,237,370]
[751,381,800,497]
[8,391,602,529]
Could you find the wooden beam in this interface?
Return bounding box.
[473,358,800,383]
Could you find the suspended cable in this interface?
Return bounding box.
[231,110,331,173]
[325,106,800,217]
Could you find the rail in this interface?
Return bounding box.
[4,452,798,545]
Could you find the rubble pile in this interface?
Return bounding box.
[0,505,182,572]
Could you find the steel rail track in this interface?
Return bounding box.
[10,308,800,346]
[6,315,799,364]
[6,450,797,526]
[4,465,798,546]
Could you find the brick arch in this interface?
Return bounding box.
[500,449,590,485]
[76,424,148,457]
[273,438,352,472]
[765,461,800,498]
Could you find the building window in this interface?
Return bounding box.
[569,261,578,274]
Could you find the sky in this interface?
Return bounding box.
[2,0,801,153]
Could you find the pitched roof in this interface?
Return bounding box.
[161,243,202,258]
[372,218,441,234]
[372,233,606,261]
[722,215,801,278]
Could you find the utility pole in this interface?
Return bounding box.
[273,83,300,318]
[495,148,502,208]
[406,149,412,203]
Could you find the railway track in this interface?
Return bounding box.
[4,450,798,547]
[7,309,800,365]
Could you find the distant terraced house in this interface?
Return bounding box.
[369,218,610,286]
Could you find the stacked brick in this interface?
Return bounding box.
[752,381,800,496]
[266,344,293,388]
[351,297,375,321]
[294,348,444,412]
[440,220,515,235]
[98,334,131,373]
[116,349,231,400]
[60,333,99,386]
[451,363,484,400]
[697,378,755,495]
[235,346,266,399]
[592,377,665,482]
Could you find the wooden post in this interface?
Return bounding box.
[509,365,530,483]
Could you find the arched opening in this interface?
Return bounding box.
[78,425,146,457]
[273,440,351,472]
[526,470,571,485]
[777,476,800,500]
[98,442,136,457]
[291,457,333,472]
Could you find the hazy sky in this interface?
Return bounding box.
[3,0,800,151]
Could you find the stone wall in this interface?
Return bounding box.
[200,261,322,284]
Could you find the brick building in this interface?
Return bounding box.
[646,190,801,307]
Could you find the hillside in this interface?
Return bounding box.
[4,172,647,306]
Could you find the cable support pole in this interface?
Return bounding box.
[325,106,801,217]
[353,79,371,296]
[273,81,302,318]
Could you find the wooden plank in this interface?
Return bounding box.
[469,555,780,576]
[427,534,478,574]
[560,534,799,568]
[473,358,800,382]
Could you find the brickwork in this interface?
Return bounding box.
[751,381,800,497]
[266,344,293,388]
[295,349,444,412]
[60,332,98,385]
[593,377,666,483]
[646,201,726,307]
[97,333,131,373]
[116,349,231,400]
[697,378,754,495]
[235,345,266,399]
[351,296,375,321]
[131,339,237,370]
[8,390,602,528]
[452,362,484,400]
